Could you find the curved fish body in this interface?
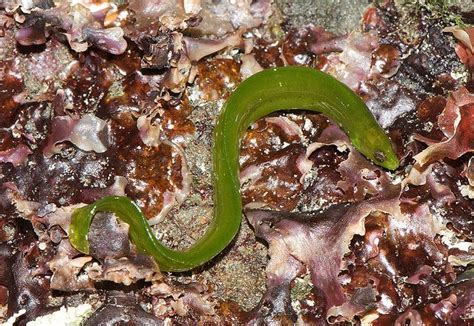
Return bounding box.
[70,66,399,272]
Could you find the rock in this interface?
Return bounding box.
[276,0,370,34]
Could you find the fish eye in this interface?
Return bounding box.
[374,150,387,162]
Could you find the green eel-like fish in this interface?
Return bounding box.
[69,66,399,272]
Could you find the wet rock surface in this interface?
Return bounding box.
[276,0,370,34]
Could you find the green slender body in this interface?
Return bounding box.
[69,66,399,272]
